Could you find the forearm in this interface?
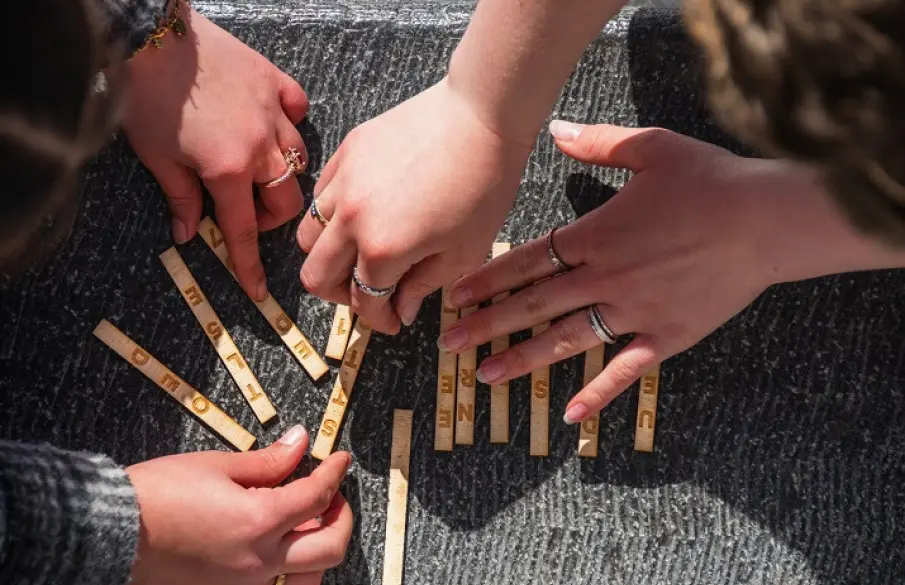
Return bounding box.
[757,161,905,284]
[447,0,628,145]
[0,441,139,585]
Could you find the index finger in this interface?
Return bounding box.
[266,451,351,534]
[205,176,268,302]
[448,227,581,309]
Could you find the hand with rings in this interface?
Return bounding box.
[296,80,532,334]
[120,8,309,302]
[437,121,821,424]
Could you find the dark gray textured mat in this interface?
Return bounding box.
[2,4,905,584]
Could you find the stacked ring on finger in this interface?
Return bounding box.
[587,305,619,344]
[352,266,397,297]
[260,147,306,189]
[309,197,329,226]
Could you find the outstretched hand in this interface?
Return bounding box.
[440,122,824,424]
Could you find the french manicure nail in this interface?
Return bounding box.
[476,358,505,384]
[437,326,468,352]
[172,218,189,244]
[400,299,423,327]
[278,424,308,446]
[563,403,589,425]
[549,120,584,142]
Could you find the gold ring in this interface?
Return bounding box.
[310,197,329,226]
[260,148,306,188]
[274,575,287,585]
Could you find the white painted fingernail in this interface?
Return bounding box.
[549,120,584,142]
[278,425,308,446]
[563,404,588,425]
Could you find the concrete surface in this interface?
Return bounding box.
[1,3,904,584]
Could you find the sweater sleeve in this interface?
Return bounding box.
[0,441,139,585]
[95,0,170,56]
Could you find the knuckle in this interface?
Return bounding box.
[165,188,199,206]
[314,485,334,512]
[271,194,304,223]
[469,313,494,343]
[467,270,491,300]
[631,127,674,160]
[505,345,527,375]
[522,287,547,316]
[512,245,538,277]
[241,498,276,536]
[300,262,325,293]
[610,358,642,386]
[336,199,361,224]
[323,538,350,567]
[254,449,283,478]
[231,552,267,575]
[227,225,259,247]
[248,127,271,154]
[552,320,583,358]
[358,234,400,267]
[205,154,254,181]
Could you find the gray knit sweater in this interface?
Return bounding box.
[0,2,167,584]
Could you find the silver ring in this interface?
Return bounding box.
[587,305,618,344]
[546,228,571,272]
[352,266,397,297]
[310,197,329,226]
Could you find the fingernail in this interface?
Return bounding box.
[278,424,308,446]
[449,284,471,307]
[549,120,584,142]
[172,218,189,244]
[255,279,268,302]
[400,299,423,327]
[437,326,468,353]
[476,357,505,384]
[563,403,589,425]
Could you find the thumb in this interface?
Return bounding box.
[394,253,469,328]
[549,120,681,172]
[227,425,310,487]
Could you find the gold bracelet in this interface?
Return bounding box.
[130,0,188,59]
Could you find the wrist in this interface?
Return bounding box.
[125,464,152,583]
[441,74,541,151]
[110,1,194,79]
[750,161,905,285]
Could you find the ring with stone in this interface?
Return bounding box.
[310,197,329,226]
[587,305,618,344]
[546,227,572,272]
[352,266,397,298]
[259,147,306,188]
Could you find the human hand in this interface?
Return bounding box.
[121,8,309,301]
[440,122,826,424]
[297,78,533,334]
[126,425,353,585]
